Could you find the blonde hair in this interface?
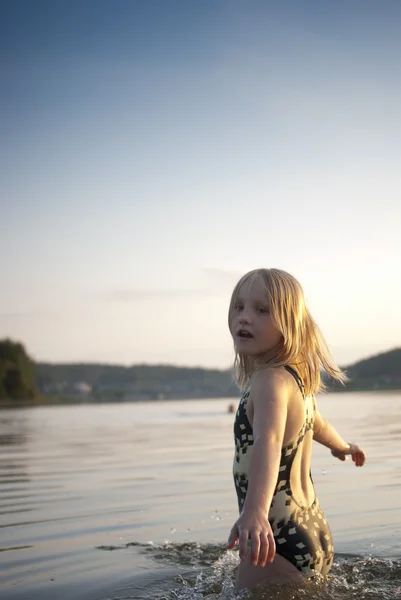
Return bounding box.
[228,268,347,395]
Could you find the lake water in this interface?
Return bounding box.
[1,392,400,600]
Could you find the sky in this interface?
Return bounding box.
[1,0,400,369]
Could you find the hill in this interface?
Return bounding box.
[328,347,401,392]
[35,362,239,401]
[1,339,400,406]
[34,347,401,401]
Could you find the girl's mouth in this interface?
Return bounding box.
[237,329,253,339]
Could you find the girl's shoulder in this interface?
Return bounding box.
[249,366,299,406]
[252,365,299,389]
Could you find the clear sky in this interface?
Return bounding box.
[1,0,400,369]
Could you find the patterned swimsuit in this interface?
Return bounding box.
[233,366,334,577]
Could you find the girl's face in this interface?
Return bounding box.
[230,277,283,359]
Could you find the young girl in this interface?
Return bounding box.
[226,268,366,591]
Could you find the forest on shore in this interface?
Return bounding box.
[0,338,400,407]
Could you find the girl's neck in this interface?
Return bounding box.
[249,352,278,376]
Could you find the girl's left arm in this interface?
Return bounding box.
[227,369,290,567]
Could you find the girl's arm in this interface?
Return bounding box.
[313,403,366,467]
[242,369,288,514]
[227,368,290,567]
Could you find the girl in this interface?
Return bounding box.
[226,268,366,591]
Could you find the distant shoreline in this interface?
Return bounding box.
[1,386,400,409]
[1,346,400,409]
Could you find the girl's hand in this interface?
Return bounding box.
[227,509,276,567]
[331,443,366,466]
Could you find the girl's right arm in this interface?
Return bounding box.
[313,403,366,467]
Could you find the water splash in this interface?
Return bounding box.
[104,541,401,600]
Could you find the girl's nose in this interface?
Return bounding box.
[239,310,251,324]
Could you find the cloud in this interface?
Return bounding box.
[106,268,243,302]
[0,311,48,319]
[202,268,242,288]
[108,288,216,301]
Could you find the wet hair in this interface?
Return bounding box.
[228,268,347,395]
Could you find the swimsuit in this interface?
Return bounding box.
[233,366,334,577]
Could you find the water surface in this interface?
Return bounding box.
[1,392,400,599]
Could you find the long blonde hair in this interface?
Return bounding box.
[228,268,347,395]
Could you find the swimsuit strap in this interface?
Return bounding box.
[284,365,306,399]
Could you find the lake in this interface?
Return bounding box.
[1,392,400,600]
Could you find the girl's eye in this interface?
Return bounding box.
[258,307,270,314]
[234,304,243,311]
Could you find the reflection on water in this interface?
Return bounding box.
[0,393,400,600]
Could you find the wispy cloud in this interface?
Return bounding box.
[106,268,243,302]
[108,289,216,301]
[0,311,49,319]
[202,268,242,288]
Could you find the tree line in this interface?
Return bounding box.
[1,338,400,405]
[0,339,38,401]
